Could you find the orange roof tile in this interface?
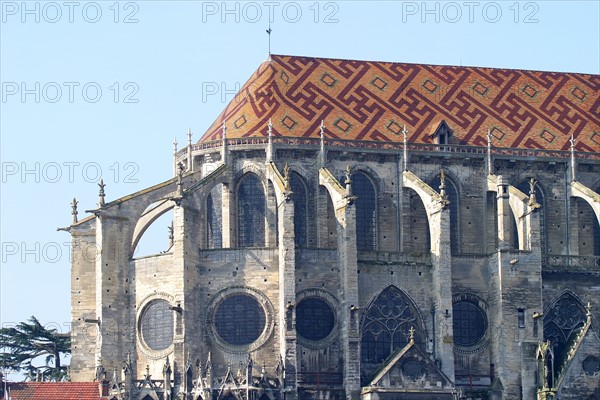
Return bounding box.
[199,54,600,153]
[6,382,103,400]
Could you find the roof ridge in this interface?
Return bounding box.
[270,53,599,76]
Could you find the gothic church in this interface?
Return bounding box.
[65,55,600,400]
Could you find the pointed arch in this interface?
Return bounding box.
[360,286,426,378]
[543,291,587,370]
[290,172,308,248]
[131,200,175,258]
[206,183,223,249]
[237,173,266,247]
[353,171,377,251]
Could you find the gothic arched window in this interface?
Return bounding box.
[206,184,222,249]
[543,293,587,369]
[290,172,308,248]
[353,171,377,251]
[238,174,265,247]
[361,286,423,370]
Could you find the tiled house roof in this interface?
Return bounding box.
[199,54,600,153]
[3,382,104,400]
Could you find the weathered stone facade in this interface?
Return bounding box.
[66,55,600,400]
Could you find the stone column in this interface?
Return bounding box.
[94,211,135,376]
[429,206,455,379]
[278,193,297,398]
[69,221,99,381]
[489,180,544,399]
[335,203,361,400]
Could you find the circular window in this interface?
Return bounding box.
[402,359,425,381]
[140,300,173,351]
[296,298,335,341]
[453,301,487,347]
[214,294,266,346]
[582,355,600,376]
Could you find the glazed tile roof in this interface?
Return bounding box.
[5,382,103,400]
[199,55,600,153]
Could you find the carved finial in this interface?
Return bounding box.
[187,127,192,145]
[222,122,227,140]
[345,165,352,185]
[261,361,266,377]
[570,134,577,181]
[98,178,106,207]
[268,118,273,137]
[439,170,447,200]
[283,162,291,192]
[71,197,79,224]
[402,125,409,171]
[320,120,325,139]
[177,162,185,190]
[168,222,174,245]
[145,365,150,378]
[409,326,415,343]
[528,178,541,209]
[570,133,576,149]
[173,137,178,152]
[344,165,356,205]
[487,129,492,147]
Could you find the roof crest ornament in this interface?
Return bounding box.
[266,24,272,58]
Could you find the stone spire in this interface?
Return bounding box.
[71,198,78,224]
[319,120,327,166]
[221,121,228,165]
[439,169,447,200]
[266,118,274,162]
[528,178,541,209]
[173,136,178,177]
[402,125,409,171]
[187,128,194,172]
[570,134,576,181]
[487,128,493,175]
[97,178,106,207]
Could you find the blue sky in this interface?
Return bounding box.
[0,0,599,372]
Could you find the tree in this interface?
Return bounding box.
[0,316,70,381]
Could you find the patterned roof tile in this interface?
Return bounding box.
[199,55,600,153]
[6,382,103,400]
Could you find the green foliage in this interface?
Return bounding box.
[0,316,71,381]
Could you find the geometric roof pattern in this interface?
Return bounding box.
[4,382,103,400]
[199,54,600,153]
